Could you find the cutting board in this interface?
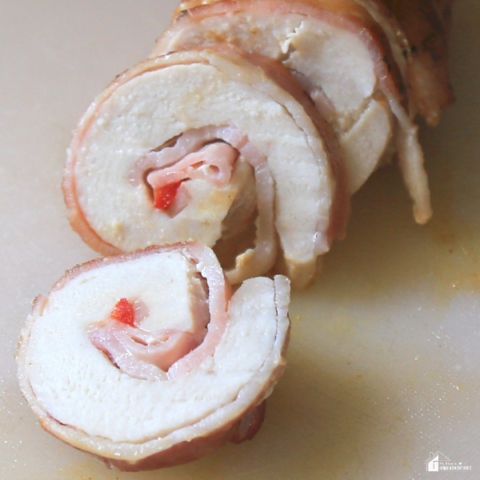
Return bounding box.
[1,1,479,479]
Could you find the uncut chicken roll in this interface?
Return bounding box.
[64,47,349,289]
[17,244,291,471]
[154,0,455,223]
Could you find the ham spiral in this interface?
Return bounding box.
[17,244,291,471]
[64,46,349,289]
[154,0,455,223]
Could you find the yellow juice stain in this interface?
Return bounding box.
[57,460,112,480]
[58,453,226,480]
[307,151,480,310]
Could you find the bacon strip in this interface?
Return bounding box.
[172,0,454,122]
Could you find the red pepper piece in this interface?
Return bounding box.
[111,298,135,326]
[153,181,182,210]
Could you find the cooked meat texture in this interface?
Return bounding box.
[17,244,291,471]
[64,47,349,288]
[154,0,454,223]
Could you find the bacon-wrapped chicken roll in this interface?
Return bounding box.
[17,244,291,471]
[154,0,455,223]
[64,47,349,288]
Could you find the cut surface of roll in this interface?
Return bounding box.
[153,0,455,223]
[64,47,349,288]
[17,244,291,471]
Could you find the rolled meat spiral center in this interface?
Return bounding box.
[88,266,209,381]
[17,244,291,470]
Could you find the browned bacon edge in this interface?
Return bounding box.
[172,0,454,125]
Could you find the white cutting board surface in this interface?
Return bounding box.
[1,1,479,479]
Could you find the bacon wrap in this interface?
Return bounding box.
[64,47,349,288]
[155,0,455,224]
[371,0,454,125]
[172,0,454,123]
[17,244,291,471]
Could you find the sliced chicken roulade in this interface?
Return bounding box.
[154,0,455,223]
[17,244,291,471]
[64,47,349,288]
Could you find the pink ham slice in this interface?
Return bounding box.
[89,322,200,381]
[86,243,231,382]
[128,123,278,285]
[17,244,291,470]
[89,280,209,381]
[147,142,239,191]
[145,142,239,215]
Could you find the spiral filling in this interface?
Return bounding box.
[85,245,232,382]
[88,270,209,381]
[129,126,277,283]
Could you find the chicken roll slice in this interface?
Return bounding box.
[64,47,348,288]
[153,0,454,223]
[17,244,291,471]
